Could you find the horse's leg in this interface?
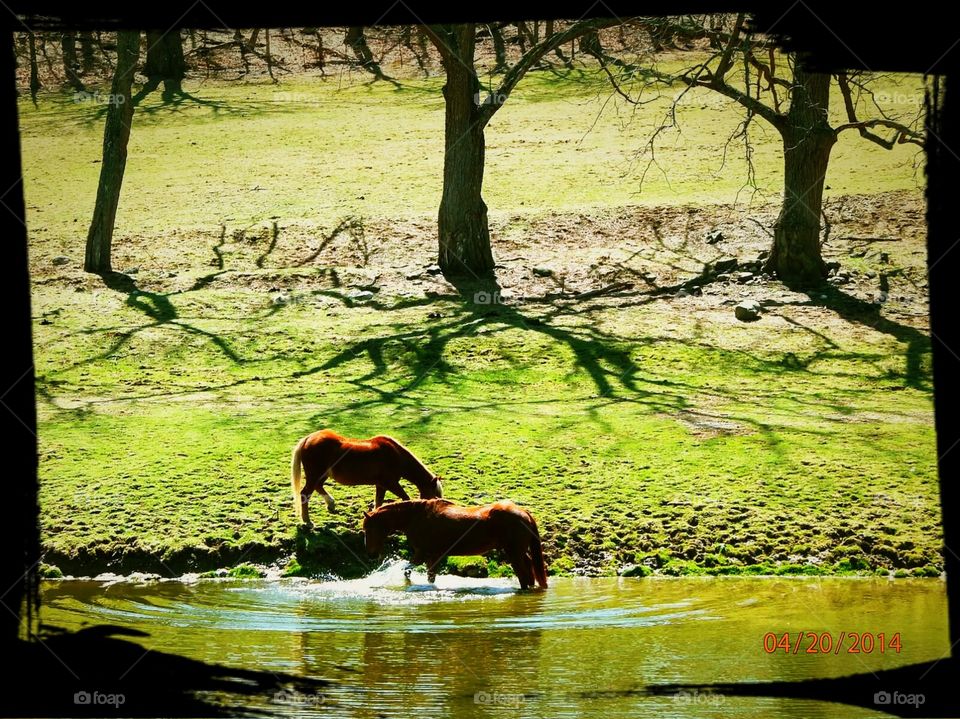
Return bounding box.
[317,472,337,513]
[426,556,442,584]
[374,484,386,508]
[385,477,410,502]
[299,471,322,528]
[508,548,534,589]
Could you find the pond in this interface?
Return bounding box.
[41,561,948,718]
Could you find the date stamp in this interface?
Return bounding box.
[763,631,902,654]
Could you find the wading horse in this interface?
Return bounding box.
[362,499,548,589]
[291,430,442,525]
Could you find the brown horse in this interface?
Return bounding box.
[362,499,548,589]
[291,430,443,525]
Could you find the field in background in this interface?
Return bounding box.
[21,67,939,578]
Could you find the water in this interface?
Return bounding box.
[41,561,949,718]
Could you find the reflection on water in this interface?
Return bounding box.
[41,560,949,718]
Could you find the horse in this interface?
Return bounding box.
[290,429,443,526]
[362,499,548,590]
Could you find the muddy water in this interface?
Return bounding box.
[41,561,948,718]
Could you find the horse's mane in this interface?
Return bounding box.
[369,499,453,525]
[379,436,435,484]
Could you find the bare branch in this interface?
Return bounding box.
[836,72,924,148]
[478,17,623,125]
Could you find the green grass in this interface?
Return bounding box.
[19,66,923,249]
[22,65,940,578]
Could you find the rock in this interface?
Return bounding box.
[716,273,732,282]
[712,257,738,274]
[122,267,140,275]
[879,252,890,264]
[705,230,724,244]
[676,288,689,297]
[756,250,770,261]
[425,264,442,275]
[642,272,658,282]
[736,271,754,284]
[866,271,877,279]
[51,255,70,266]
[825,261,841,274]
[532,266,553,277]
[739,260,762,273]
[734,300,762,322]
[348,290,375,301]
[271,294,288,305]
[619,564,651,577]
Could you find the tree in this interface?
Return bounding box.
[85,31,139,274]
[603,15,924,287]
[134,30,185,103]
[423,19,620,279]
[61,31,84,91]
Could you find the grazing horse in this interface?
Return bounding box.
[291,430,443,525]
[362,499,548,589]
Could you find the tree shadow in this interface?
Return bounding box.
[4,625,332,717]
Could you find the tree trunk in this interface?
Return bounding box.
[85,30,138,274]
[79,31,95,74]
[61,32,84,91]
[766,64,836,288]
[489,23,506,74]
[138,30,185,103]
[28,32,41,104]
[345,26,385,80]
[437,25,495,279]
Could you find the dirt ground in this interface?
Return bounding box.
[33,189,930,338]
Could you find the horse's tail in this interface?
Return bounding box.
[527,515,548,589]
[291,435,307,521]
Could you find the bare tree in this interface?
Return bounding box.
[423,19,621,279]
[85,31,139,274]
[602,14,924,287]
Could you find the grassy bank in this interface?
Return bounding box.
[23,70,939,579]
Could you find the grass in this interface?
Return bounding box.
[22,64,940,578]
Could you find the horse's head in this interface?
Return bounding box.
[362,510,386,556]
[421,475,443,500]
